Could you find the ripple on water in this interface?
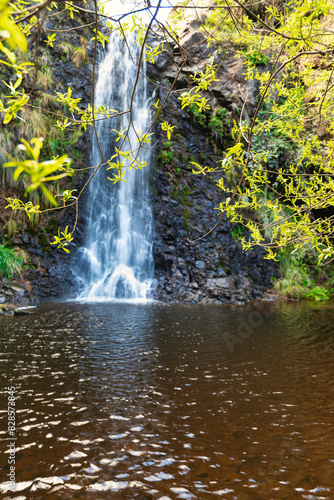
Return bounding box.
[1,301,334,498]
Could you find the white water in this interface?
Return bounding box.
[74,32,154,300]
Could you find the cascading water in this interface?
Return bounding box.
[74,31,154,300]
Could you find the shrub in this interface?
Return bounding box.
[245,49,268,65]
[59,40,76,60]
[307,286,332,302]
[274,247,334,301]
[37,65,53,91]
[0,245,24,278]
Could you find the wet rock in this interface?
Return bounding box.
[22,233,30,245]
[9,282,26,295]
[0,295,6,304]
[0,303,14,314]
[12,237,23,246]
[14,308,35,316]
[206,278,235,299]
[28,248,44,257]
[195,260,205,270]
[214,277,236,290]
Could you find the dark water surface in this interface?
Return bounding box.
[1,301,334,499]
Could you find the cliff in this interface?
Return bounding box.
[0,7,278,312]
[148,12,278,304]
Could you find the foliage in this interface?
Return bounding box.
[231,224,245,239]
[188,103,232,149]
[161,121,175,140]
[307,286,332,302]
[274,246,333,301]
[208,107,231,143]
[5,198,40,220]
[179,61,217,113]
[50,226,73,253]
[244,49,268,66]
[0,0,26,53]
[0,244,24,278]
[4,137,72,206]
[198,0,334,266]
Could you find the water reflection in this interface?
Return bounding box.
[0,301,334,498]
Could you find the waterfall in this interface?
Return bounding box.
[74,31,154,301]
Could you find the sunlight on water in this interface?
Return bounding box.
[1,301,334,498]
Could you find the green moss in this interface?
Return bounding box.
[171,184,194,211]
[157,141,173,166]
[180,186,193,206]
[209,107,232,144]
[181,186,192,197]
[187,103,208,127]
[171,188,179,202]
[183,208,191,229]
[149,184,158,196]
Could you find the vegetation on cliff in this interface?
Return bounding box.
[197,0,334,298]
[160,0,334,300]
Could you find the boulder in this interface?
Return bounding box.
[9,282,26,295]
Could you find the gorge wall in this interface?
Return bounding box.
[0,7,278,311]
[148,14,277,304]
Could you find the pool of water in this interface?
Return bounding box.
[0,300,334,499]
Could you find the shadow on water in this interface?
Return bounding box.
[1,300,334,498]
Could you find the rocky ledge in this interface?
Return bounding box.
[0,280,35,315]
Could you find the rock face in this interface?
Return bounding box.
[0,8,277,308]
[147,13,277,304]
